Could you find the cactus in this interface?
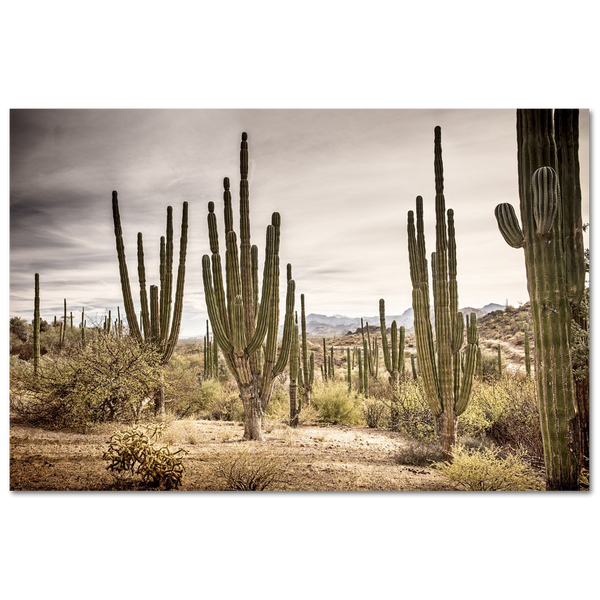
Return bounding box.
[494,110,585,489]
[321,338,328,381]
[81,308,86,348]
[61,299,67,347]
[299,294,314,406]
[33,274,40,375]
[289,314,300,428]
[202,133,295,441]
[357,348,364,394]
[347,347,352,392]
[112,192,188,416]
[410,353,417,380]
[523,322,531,378]
[379,299,406,431]
[407,126,479,457]
[497,344,502,378]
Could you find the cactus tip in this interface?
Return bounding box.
[223,177,230,189]
[208,201,215,213]
[242,132,248,141]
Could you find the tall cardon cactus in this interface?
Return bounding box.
[289,313,300,428]
[407,126,479,457]
[202,133,295,441]
[299,294,315,406]
[112,193,188,415]
[494,109,586,490]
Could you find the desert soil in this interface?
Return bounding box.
[10,420,456,491]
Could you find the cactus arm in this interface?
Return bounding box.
[251,245,259,317]
[398,326,406,374]
[246,225,276,354]
[232,296,247,356]
[163,201,188,363]
[391,321,398,373]
[150,285,160,343]
[494,203,525,248]
[225,230,243,333]
[202,254,233,353]
[111,192,142,343]
[239,132,256,344]
[379,299,392,373]
[136,232,151,342]
[532,166,559,236]
[160,206,174,347]
[456,313,478,415]
[273,278,296,376]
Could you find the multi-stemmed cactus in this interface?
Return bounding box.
[494,109,586,490]
[112,192,189,415]
[407,126,479,456]
[379,299,406,430]
[202,133,295,441]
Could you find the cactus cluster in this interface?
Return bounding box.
[407,126,479,456]
[494,109,586,489]
[202,133,295,440]
[321,339,336,381]
[112,192,188,365]
[379,299,406,430]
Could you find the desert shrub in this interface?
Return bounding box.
[10,334,162,429]
[208,449,289,491]
[394,439,444,467]
[164,353,204,416]
[395,379,436,440]
[434,445,544,491]
[311,381,364,425]
[460,377,543,466]
[362,397,387,428]
[206,386,244,422]
[264,380,290,422]
[480,351,501,379]
[103,424,187,490]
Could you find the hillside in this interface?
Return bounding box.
[305,303,532,374]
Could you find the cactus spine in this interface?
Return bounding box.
[202,133,295,441]
[494,110,585,489]
[379,299,405,431]
[407,126,479,457]
[33,274,40,375]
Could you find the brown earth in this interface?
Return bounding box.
[10,420,456,492]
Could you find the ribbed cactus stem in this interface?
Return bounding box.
[358,348,363,393]
[494,109,584,489]
[33,274,40,375]
[524,322,531,377]
[300,294,313,406]
[289,314,300,428]
[407,126,478,456]
[411,354,417,380]
[347,347,352,392]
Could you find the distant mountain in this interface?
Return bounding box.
[306,303,505,336]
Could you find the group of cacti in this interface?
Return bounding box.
[27,113,583,491]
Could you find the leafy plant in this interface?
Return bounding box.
[434,445,544,491]
[312,381,364,425]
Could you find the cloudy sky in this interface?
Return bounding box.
[10,109,590,336]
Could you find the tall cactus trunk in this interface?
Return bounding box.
[495,109,584,490]
[407,126,478,457]
[240,382,265,441]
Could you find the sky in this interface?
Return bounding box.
[10,109,590,337]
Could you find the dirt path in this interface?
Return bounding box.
[10,420,456,491]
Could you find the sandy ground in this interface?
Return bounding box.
[10,419,457,491]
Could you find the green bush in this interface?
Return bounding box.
[264,380,291,422]
[103,424,187,490]
[10,333,162,429]
[394,378,436,440]
[311,381,364,425]
[434,445,544,491]
[460,377,543,466]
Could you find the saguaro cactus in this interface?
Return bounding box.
[202,133,295,441]
[407,126,479,457]
[379,299,406,430]
[494,109,585,490]
[33,274,40,375]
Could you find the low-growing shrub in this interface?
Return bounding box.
[395,379,436,440]
[103,424,187,490]
[394,439,444,467]
[434,445,544,491]
[208,449,289,491]
[362,397,387,429]
[311,381,364,425]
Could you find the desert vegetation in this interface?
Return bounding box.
[9,110,588,492]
